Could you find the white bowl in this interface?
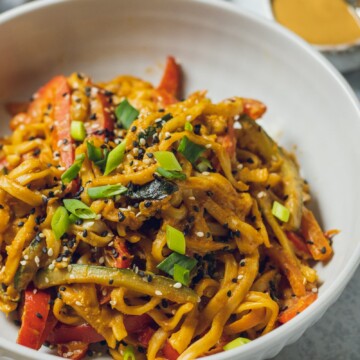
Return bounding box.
[0,0,360,359]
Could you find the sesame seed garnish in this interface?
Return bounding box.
[45,277,49,283]
[24,255,29,260]
[75,301,82,306]
[312,288,318,293]
[155,290,163,296]
[99,257,105,264]
[237,274,244,280]
[202,171,210,176]
[257,191,266,199]
[173,282,182,289]
[188,196,195,200]
[196,231,204,237]
[69,274,75,279]
[47,248,54,257]
[20,260,27,266]
[205,144,212,149]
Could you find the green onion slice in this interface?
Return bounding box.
[61,154,85,184]
[70,121,86,141]
[223,337,251,351]
[115,99,139,129]
[271,201,290,223]
[178,136,205,164]
[123,345,136,360]
[157,252,197,276]
[51,206,70,240]
[184,121,193,132]
[69,214,80,224]
[103,140,126,176]
[87,184,128,199]
[63,199,96,219]
[156,167,186,180]
[87,141,103,162]
[166,225,186,254]
[173,264,190,286]
[196,157,213,172]
[154,151,182,171]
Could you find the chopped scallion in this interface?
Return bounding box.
[68,214,80,224]
[178,136,205,164]
[123,345,136,360]
[173,264,190,286]
[157,252,197,276]
[223,337,251,351]
[61,154,85,184]
[70,121,86,141]
[154,151,182,171]
[196,157,213,172]
[87,141,103,162]
[103,140,126,176]
[184,121,193,132]
[51,206,69,240]
[156,167,186,180]
[63,199,96,219]
[272,201,290,223]
[88,184,128,199]
[115,99,139,129]
[166,225,186,254]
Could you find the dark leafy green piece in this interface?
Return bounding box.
[126,178,178,200]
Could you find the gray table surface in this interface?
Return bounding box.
[0,1,360,360]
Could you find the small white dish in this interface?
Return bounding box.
[0,1,360,360]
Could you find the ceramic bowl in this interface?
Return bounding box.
[0,0,360,359]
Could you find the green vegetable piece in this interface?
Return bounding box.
[69,214,80,224]
[178,136,205,164]
[34,264,199,304]
[166,225,186,254]
[156,167,186,181]
[88,184,128,199]
[196,157,213,172]
[272,201,290,223]
[61,154,85,184]
[173,264,190,286]
[70,121,86,141]
[157,252,197,276]
[87,141,103,162]
[104,140,126,176]
[223,337,251,351]
[184,121,193,132]
[154,151,182,171]
[115,99,139,129]
[126,178,178,200]
[63,199,96,219]
[51,206,70,240]
[124,345,136,360]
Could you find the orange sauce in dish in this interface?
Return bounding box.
[272,0,360,45]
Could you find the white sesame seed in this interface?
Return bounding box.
[33,289,38,294]
[95,214,101,220]
[139,138,146,146]
[133,147,139,155]
[205,144,212,149]
[75,301,82,306]
[109,300,117,307]
[47,248,54,257]
[35,256,40,267]
[257,191,266,199]
[126,154,134,161]
[143,158,150,165]
[188,196,195,200]
[38,232,45,238]
[202,171,210,176]
[173,282,182,288]
[69,274,75,279]
[234,121,242,129]
[108,241,114,247]
[48,263,55,270]
[58,166,66,171]
[186,115,192,121]
[196,231,205,237]
[24,255,29,260]
[165,132,171,138]
[234,114,240,121]
[45,277,49,283]
[237,163,244,170]
[155,118,162,123]
[99,256,105,264]
[312,288,318,293]
[20,260,27,266]
[155,290,163,296]
[67,265,72,271]
[237,274,244,280]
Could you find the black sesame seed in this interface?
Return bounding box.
[0,204,4,209]
[36,312,43,319]
[147,152,154,158]
[89,113,97,120]
[101,230,108,237]
[246,157,254,164]
[321,247,327,254]
[118,211,126,222]
[144,201,152,208]
[109,279,114,285]
[33,148,41,156]
[18,221,24,227]
[206,191,213,197]
[131,126,137,132]
[227,290,232,297]
[82,230,88,237]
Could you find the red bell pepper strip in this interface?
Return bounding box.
[17,289,51,350]
[39,311,58,345]
[47,323,104,344]
[138,327,156,347]
[123,314,153,334]
[300,207,333,261]
[286,231,311,256]
[89,88,114,137]
[156,56,182,106]
[162,341,180,360]
[113,238,132,269]
[278,292,317,324]
[57,341,89,360]
[52,76,74,169]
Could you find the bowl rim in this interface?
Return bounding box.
[0,0,360,359]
